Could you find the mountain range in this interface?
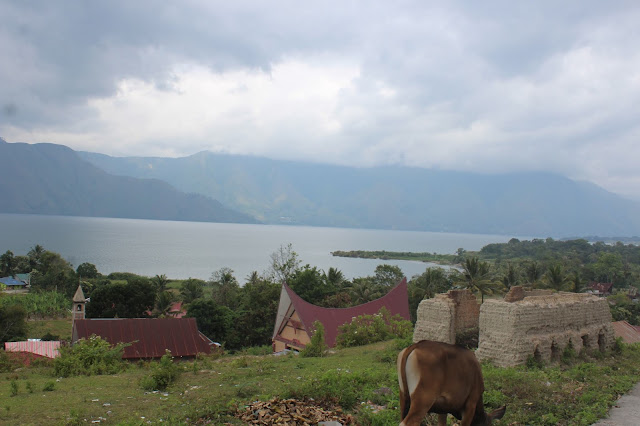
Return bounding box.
[2,137,639,237]
[78,149,640,238]
[0,139,256,224]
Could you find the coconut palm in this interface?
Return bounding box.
[456,257,503,302]
[525,261,544,288]
[501,262,520,289]
[543,264,573,291]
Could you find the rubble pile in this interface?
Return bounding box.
[235,397,354,425]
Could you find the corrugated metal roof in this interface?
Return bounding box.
[72,318,212,359]
[277,278,410,348]
[0,276,26,286]
[612,320,640,344]
[5,341,61,358]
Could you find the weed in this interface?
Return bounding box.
[54,335,128,377]
[140,350,180,391]
[231,357,250,368]
[301,321,328,357]
[10,380,18,397]
[26,381,34,393]
[43,380,56,391]
[562,340,577,364]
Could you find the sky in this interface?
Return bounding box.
[1,1,640,200]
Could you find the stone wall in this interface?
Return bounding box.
[413,289,479,344]
[475,292,615,367]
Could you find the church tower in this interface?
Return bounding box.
[72,284,87,322]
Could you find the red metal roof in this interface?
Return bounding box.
[612,320,640,344]
[4,341,61,358]
[282,278,410,347]
[72,318,212,359]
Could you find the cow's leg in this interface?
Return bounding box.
[459,400,478,426]
[399,389,437,426]
[437,413,447,426]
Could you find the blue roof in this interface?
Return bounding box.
[0,277,26,286]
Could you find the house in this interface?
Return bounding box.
[612,320,640,344]
[272,278,410,352]
[0,276,27,290]
[589,282,613,296]
[70,284,217,360]
[4,340,61,365]
[72,318,216,359]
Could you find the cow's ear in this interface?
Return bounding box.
[488,405,506,421]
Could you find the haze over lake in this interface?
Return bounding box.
[0,214,518,281]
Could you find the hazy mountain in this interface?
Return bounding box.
[0,140,258,224]
[79,150,640,238]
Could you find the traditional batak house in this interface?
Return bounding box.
[272,278,410,352]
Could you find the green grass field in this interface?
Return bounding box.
[1,340,639,425]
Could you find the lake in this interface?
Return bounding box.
[0,214,518,281]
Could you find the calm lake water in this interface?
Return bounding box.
[0,214,517,281]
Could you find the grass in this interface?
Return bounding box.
[0,340,639,425]
[26,318,73,341]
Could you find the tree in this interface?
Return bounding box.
[0,305,27,343]
[27,244,45,270]
[180,278,205,303]
[525,261,544,287]
[86,277,156,318]
[288,265,329,305]
[408,268,451,322]
[501,263,520,289]
[325,267,346,288]
[373,264,404,287]
[0,250,15,276]
[267,243,301,283]
[543,264,573,291]
[348,277,384,305]
[186,299,234,344]
[456,257,503,302]
[233,278,281,348]
[76,262,99,279]
[151,274,169,293]
[154,290,176,317]
[209,267,240,308]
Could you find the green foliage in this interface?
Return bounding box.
[455,327,479,350]
[0,291,70,319]
[42,381,56,392]
[209,267,240,308]
[268,243,301,283]
[54,335,128,377]
[0,304,27,343]
[86,277,156,318]
[26,381,34,394]
[180,278,206,303]
[336,307,412,349]
[186,299,234,344]
[562,340,577,364]
[9,380,18,397]
[76,262,99,279]
[140,351,181,391]
[301,321,328,358]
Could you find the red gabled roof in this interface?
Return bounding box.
[5,341,61,358]
[282,278,410,347]
[72,318,211,359]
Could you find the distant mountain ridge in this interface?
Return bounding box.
[78,150,640,238]
[0,140,258,224]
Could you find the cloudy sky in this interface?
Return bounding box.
[2,1,640,200]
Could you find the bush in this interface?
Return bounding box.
[53,335,128,377]
[42,381,56,391]
[336,308,412,349]
[562,340,577,364]
[9,380,18,397]
[140,350,181,391]
[301,321,328,357]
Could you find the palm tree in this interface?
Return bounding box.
[525,261,544,288]
[325,267,346,288]
[456,257,503,302]
[501,262,520,289]
[571,271,586,293]
[543,264,573,291]
[151,274,169,292]
[154,290,175,317]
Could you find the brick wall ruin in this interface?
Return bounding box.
[413,286,615,367]
[413,289,479,344]
[475,291,615,367]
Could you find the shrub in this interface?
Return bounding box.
[9,380,18,397]
[42,381,56,391]
[336,307,412,349]
[562,340,577,364]
[140,350,181,391]
[301,321,328,357]
[53,335,128,377]
[26,381,34,394]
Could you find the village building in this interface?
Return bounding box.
[612,320,640,344]
[70,285,216,359]
[272,278,410,352]
[4,340,61,365]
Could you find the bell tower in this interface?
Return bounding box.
[72,284,87,322]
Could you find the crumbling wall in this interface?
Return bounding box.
[413,289,479,344]
[476,292,615,367]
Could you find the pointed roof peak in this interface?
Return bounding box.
[73,285,86,302]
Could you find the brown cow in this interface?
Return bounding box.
[397,340,506,426]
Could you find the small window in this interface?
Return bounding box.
[77,305,82,311]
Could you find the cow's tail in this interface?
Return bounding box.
[397,343,417,420]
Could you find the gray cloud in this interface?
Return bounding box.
[1,0,640,200]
